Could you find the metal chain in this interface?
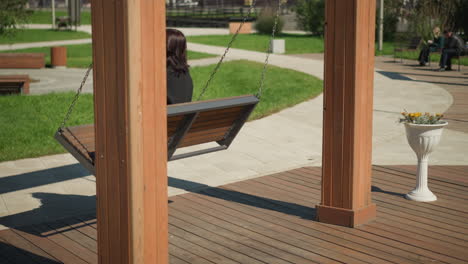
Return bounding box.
[58,63,93,131]
[196,1,258,100]
[256,0,282,99]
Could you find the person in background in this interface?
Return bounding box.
[166,28,193,104]
[418,27,444,66]
[438,29,464,71]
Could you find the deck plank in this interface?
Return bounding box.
[0,165,467,263]
[199,187,428,263]
[0,237,48,264]
[0,229,57,264]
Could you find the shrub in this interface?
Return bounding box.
[294,0,325,35]
[254,8,284,35]
[0,0,31,35]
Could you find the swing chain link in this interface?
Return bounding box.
[58,63,93,131]
[256,0,283,99]
[58,0,281,125]
[196,0,258,100]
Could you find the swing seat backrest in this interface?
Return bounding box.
[55,95,259,175]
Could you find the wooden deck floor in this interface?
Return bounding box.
[0,165,467,264]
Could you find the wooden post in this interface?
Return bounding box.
[51,47,67,68]
[91,1,168,263]
[317,0,377,227]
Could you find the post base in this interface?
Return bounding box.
[316,203,376,227]
[405,190,437,202]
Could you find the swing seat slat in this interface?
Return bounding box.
[55,95,259,175]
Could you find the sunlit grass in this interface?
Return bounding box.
[0,60,322,161]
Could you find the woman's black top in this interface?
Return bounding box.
[167,68,193,105]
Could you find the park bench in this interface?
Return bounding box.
[0,53,45,69]
[453,49,468,71]
[430,48,468,71]
[393,36,422,63]
[56,16,71,30]
[0,75,30,95]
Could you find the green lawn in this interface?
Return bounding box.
[187,33,325,54]
[1,44,215,68]
[28,10,92,25]
[0,60,322,162]
[0,29,90,44]
[188,34,468,66]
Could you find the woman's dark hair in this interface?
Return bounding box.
[166,29,189,74]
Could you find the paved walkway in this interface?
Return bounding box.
[0,25,231,51]
[0,30,467,229]
[0,38,92,51]
[0,57,228,94]
[374,56,468,134]
[0,25,307,51]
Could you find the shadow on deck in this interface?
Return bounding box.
[0,165,467,263]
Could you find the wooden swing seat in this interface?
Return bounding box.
[55,95,259,174]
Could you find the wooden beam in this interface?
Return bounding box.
[317,0,377,227]
[91,0,168,263]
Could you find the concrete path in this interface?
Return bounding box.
[24,24,93,34]
[24,24,307,36]
[0,25,307,51]
[0,38,92,51]
[0,30,467,229]
[0,57,229,94]
[23,24,232,36]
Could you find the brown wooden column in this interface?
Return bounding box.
[317,0,377,227]
[91,0,168,263]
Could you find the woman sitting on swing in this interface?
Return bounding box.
[166,28,193,105]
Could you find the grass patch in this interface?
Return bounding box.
[192,60,323,120]
[0,92,94,162]
[0,29,90,44]
[189,34,468,66]
[0,60,322,162]
[28,10,92,25]
[1,44,216,68]
[187,33,325,54]
[376,42,468,66]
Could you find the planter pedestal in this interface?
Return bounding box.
[405,157,437,202]
[404,122,447,202]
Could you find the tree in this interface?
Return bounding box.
[454,0,468,38]
[294,0,325,35]
[407,0,458,42]
[378,0,405,41]
[0,0,30,35]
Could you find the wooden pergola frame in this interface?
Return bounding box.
[90,0,377,263]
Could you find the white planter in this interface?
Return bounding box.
[404,121,447,202]
[270,39,285,54]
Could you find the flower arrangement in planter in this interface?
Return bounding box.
[400,112,447,202]
[400,112,444,124]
